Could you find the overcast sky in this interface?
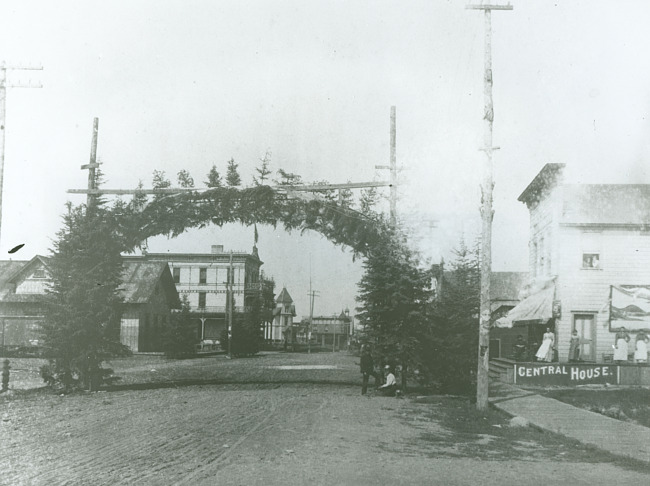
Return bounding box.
[1,1,650,318]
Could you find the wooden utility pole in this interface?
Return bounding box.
[228,251,233,358]
[467,3,512,412]
[0,62,43,249]
[81,118,100,208]
[307,258,319,354]
[375,106,398,226]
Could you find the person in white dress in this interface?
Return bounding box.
[634,331,649,363]
[613,327,630,364]
[535,328,554,362]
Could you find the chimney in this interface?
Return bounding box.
[211,245,224,254]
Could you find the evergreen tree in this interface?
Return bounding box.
[359,187,378,215]
[230,295,263,356]
[339,182,354,208]
[152,170,171,189]
[41,201,129,392]
[162,295,196,359]
[177,169,195,188]
[205,164,223,188]
[276,168,302,186]
[226,158,242,187]
[356,228,433,391]
[253,151,272,186]
[426,238,480,394]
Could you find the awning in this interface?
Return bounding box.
[494,280,555,328]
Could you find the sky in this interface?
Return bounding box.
[1,1,650,319]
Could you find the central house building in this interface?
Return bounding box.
[497,163,650,363]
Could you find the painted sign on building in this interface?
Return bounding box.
[610,285,650,332]
[514,363,619,386]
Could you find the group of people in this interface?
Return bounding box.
[612,327,649,364]
[359,346,400,397]
[526,326,650,364]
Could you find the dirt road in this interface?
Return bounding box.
[1,353,648,485]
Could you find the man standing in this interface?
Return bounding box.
[360,346,379,395]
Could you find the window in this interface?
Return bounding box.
[581,232,601,269]
[198,292,206,309]
[582,253,600,269]
[32,267,47,279]
[199,268,207,284]
[173,267,180,284]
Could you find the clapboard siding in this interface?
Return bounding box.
[554,227,650,361]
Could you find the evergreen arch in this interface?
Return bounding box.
[112,185,391,255]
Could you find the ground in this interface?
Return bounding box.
[1,352,649,485]
[545,387,650,428]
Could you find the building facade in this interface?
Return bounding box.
[309,310,352,350]
[269,287,297,343]
[128,245,264,346]
[0,256,180,354]
[498,163,650,363]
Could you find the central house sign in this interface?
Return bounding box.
[514,363,619,386]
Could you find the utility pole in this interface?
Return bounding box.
[307,254,320,354]
[375,106,398,226]
[0,62,43,249]
[81,118,100,208]
[467,3,512,412]
[228,251,233,358]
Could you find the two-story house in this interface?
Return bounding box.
[497,163,650,363]
[127,245,263,346]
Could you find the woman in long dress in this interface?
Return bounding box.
[535,328,554,362]
[613,327,630,364]
[634,331,649,363]
[568,330,580,362]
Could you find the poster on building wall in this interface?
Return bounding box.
[514,363,619,386]
[610,285,650,331]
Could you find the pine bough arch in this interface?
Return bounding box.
[112,185,393,256]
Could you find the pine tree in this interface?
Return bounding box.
[226,158,242,187]
[253,151,272,186]
[276,169,302,186]
[41,202,129,392]
[359,187,378,215]
[177,169,195,188]
[205,164,223,188]
[162,295,196,359]
[426,238,480,394]
[152,170,171,189]
[230,295,263,356]
[356,228,433,391]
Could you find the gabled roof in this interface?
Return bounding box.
[120,261,181,307]
[2,255,50,285]
[560,184,650,226]
[0,260,29,290]
[518,163,565,206]
[276,287,293,304]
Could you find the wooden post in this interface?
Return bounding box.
[228,251,233,357]
[467,3,512,412]
[84,118,99,208]
[389,106,397,227]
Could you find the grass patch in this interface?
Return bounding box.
[544,388,650,428]
[380,395,650,473]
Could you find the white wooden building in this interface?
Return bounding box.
[497,163,650,363]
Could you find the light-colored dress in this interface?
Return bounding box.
[635,337,648,362]
[613,336,629,362]
[536,332,554,362]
